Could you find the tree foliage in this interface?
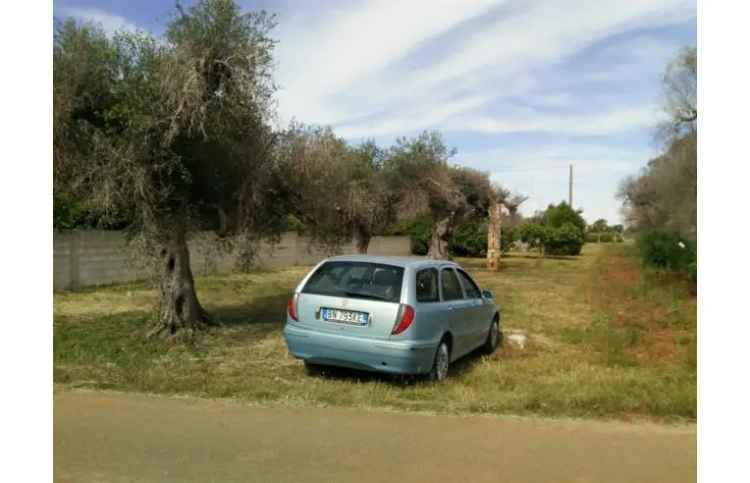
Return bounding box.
[275,124,394,253]
[659,46,697,142]
[518,202,587,256]
[54,0,284,337]
[544,222,585,256]
[618,47,696,243]
[618,132,696,241]
[542,202,586,234]
[382,131,493,259]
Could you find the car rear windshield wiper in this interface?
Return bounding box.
[344,291,390,301]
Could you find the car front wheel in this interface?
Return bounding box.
[483,318,500,354]
[428,340,450,382]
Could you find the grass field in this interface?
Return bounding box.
[53,243,696,421]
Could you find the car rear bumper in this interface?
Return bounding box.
[283,323,437,375]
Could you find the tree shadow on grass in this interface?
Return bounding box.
[507,254,580,262]
[206,293,290,327]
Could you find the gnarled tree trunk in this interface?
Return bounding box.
[149,231,211,339]
[486,202,502,271]
[427,217,452,260]
[353,222,371,254]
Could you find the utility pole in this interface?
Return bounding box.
[568,164,573,207]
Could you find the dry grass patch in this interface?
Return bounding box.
[54,244,695,421]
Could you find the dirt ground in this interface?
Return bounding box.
[54,389,695,483]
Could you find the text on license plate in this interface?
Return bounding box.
[321,308,369,325]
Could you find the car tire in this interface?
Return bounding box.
[428,340,450,382]
[304,361,325,376]
[483,317,501,355]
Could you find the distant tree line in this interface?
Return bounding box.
[584,218,624,243]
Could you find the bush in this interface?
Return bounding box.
[519,222,550,249]
[545,222,585,256]
[406,218,432,255]
[543,202,586,234]
[501,225,517,254]
[599,232,614,243]
[54,194,132,230]
[449,221,487,257]
[637,231,696,272]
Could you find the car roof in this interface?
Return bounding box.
[323,254,459,269]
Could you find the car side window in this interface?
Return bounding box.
[456,269,481,299]
[416,268,439,303]
[441,268,464,301]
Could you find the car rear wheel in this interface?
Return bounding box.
[483,318,500,354]
[428,340,450,382]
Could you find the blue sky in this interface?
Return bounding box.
[53,0,696,224]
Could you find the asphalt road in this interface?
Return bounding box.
[54,390,695,483]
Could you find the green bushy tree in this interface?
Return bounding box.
[637,231,696,272]
[545,223,585,256]
[543,202,586,234]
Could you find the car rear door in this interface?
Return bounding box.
[439,266,473,359]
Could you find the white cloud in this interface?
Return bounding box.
[335,94,491,139]
[62,7,140,36]
[455,105,663,136]
[398,0,693,91]
[272,0,694,137]
[273,0,504,125]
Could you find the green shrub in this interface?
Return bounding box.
[599,232,614,243]
[501,225,517,254]
[543,202,586,234]
[407,218,432,255]
[519,222,550,249]
[585,232,600,243]
[637,231,696,272]
[446,221,517,257]
[54,194,132,230]
[449,221,487,257]
[545,222,585,256]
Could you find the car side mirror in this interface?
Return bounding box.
[482,290,494,299]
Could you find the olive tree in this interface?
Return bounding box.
[383,131,492,259]
[275,124,395,254]
[618,46,697,241]
[659,46,697,141]
[54,0,284,338]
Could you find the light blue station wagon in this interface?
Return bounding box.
[283,255,501,381]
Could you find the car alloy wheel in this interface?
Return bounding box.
[483,318,500,354]
[432,341,450,381]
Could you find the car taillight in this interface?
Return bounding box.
[287,293,299,321]
[392,304,415,335]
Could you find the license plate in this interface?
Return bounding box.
[321,308,369,326]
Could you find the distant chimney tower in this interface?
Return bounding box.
[568,164,573,207]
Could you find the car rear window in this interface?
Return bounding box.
[302,261,404,303]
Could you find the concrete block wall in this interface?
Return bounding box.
[53,230,411,290]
